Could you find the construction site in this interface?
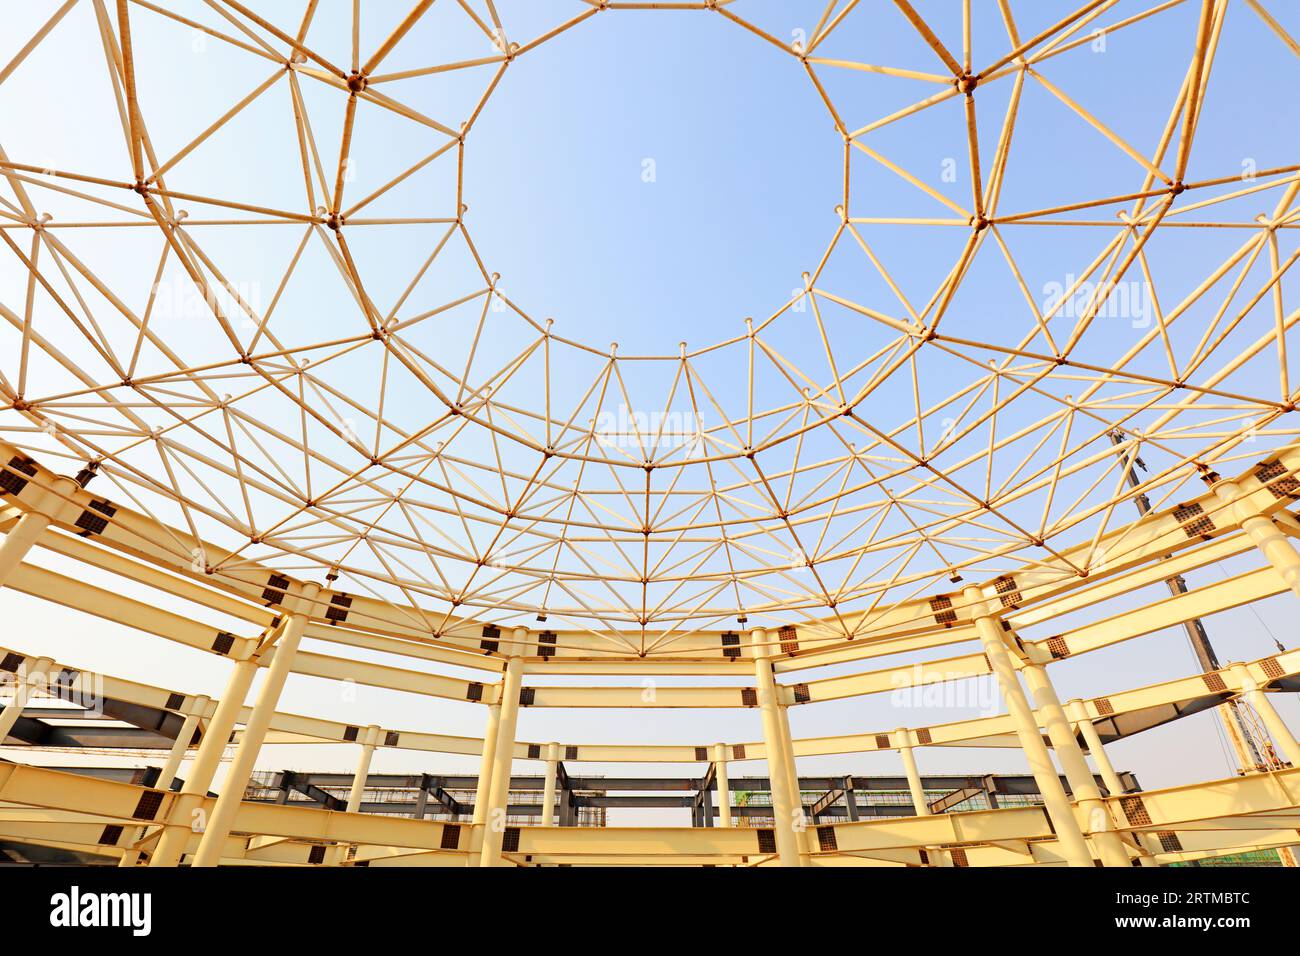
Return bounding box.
[2,0,1300,871]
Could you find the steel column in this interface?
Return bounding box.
[157,710,203,793]
[896,731,929,816]
[713,743,732,827]
[412,779,430,819]
[964,585,1093,867]
[842,775,860,822]
[0,511,52,588]
[541,742,559,826]
[346,726,379,812]
[1067,698,1158,866]
[751,628,801,866]
[471,701,501,825]
[1232,664,1300,765]
[895,733,948,867]
[190,582,321,867]
[1023,658,1130,866]
[1214,478,1300,597]
[480,628,525,866]
[119,706,202,867]
[776,701,808,856]
[1069,700,1125,795]
[150,659,258,866]
[0,472,84,586]
[329,724,379,864]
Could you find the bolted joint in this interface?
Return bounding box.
[73,461,100,488]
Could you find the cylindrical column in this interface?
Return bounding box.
[150,661,258,866]
[1067,699,1158,867]
[328,724,379,865]
[157,709,203,793]
[472,702,501,825]
[713,743,732,828]
[190,582,321,867]
[964,585,1093,867]
[0,511,52,587]
[0,473,81,587]
[776,703,807,854]
[751,628,801,866]
[895,730,950,867]
[480,631,525,866]
[541,742,559,826]
[117,838,144,868]
[1214,478,1300,597]
[1024,660,1130,867]
[896,730,929,816]
[1068,700,1126,795]
[345,726,379,813]
[776,702,805,838]
[0,656,52,743]
[1232,664,1300,766]
[119,708,203,867]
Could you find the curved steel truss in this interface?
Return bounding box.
[2,0,1299,635]
[2,0,1300,867]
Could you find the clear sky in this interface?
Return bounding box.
[2,0,1299,825]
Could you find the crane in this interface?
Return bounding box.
[1108,432,1296,866]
